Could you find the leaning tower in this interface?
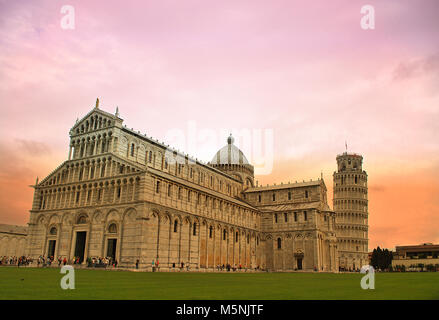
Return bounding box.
[333,152,369,271]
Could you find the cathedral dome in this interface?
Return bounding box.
[211,134,250,165]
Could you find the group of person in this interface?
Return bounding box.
[86,256,118,268]
[0,254,117,269]
[0,256,33,266]
[339,266,360,272]
[31,255,119,268]
[216,263,257,272]
[37,255,55,267]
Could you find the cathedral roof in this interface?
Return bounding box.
[255,201,333,213]
[0,224,28,235]
[210,134,250,165]
[70,99,122,133]
[244,179,323,193]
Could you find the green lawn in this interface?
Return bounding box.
[0,267,438,300]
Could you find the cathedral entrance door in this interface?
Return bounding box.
[297,258,303,270]
[107,239,117,260]
[47,240,56,258]
[74,231,87,263]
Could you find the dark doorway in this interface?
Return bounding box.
[47,240,56,258]
[297,258,303,270]
[107,239,117,260]
[74,231,87,263]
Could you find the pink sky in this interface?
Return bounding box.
[0,0,438,250]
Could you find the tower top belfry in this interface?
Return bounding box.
[335,152,363,172]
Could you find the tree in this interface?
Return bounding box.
[370,246,393,271]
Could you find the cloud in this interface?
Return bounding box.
[15,139,51,155]
[369,185,386,192]
[393,52,439,81]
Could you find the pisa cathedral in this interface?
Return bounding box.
[22,100,369,272]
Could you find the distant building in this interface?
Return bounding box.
[0,224,28,257]
[392,243,439,269]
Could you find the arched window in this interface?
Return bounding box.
[277,238,282,249]
[77,215,87,224]
[288,191,292,200]
[131,144,135,157]
[148,151,153,163]
[101,164,106,177]
[108,223,117,233]
[49,227,57,235]
[209,226,213,238]
[274,213,278,223]
[284,213,288,222]
[193,223,197,236]
[174,220,178,233]
[156,181,160,193]
[258,194,261,202]
[235,231,239,242]
[272,193,276,201]
[223,229,227,240]
[168,184,172,197]
[305,190,308,198]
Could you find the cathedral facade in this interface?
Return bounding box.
[25,101,368,272]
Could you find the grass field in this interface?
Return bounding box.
[0,267,438,300]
